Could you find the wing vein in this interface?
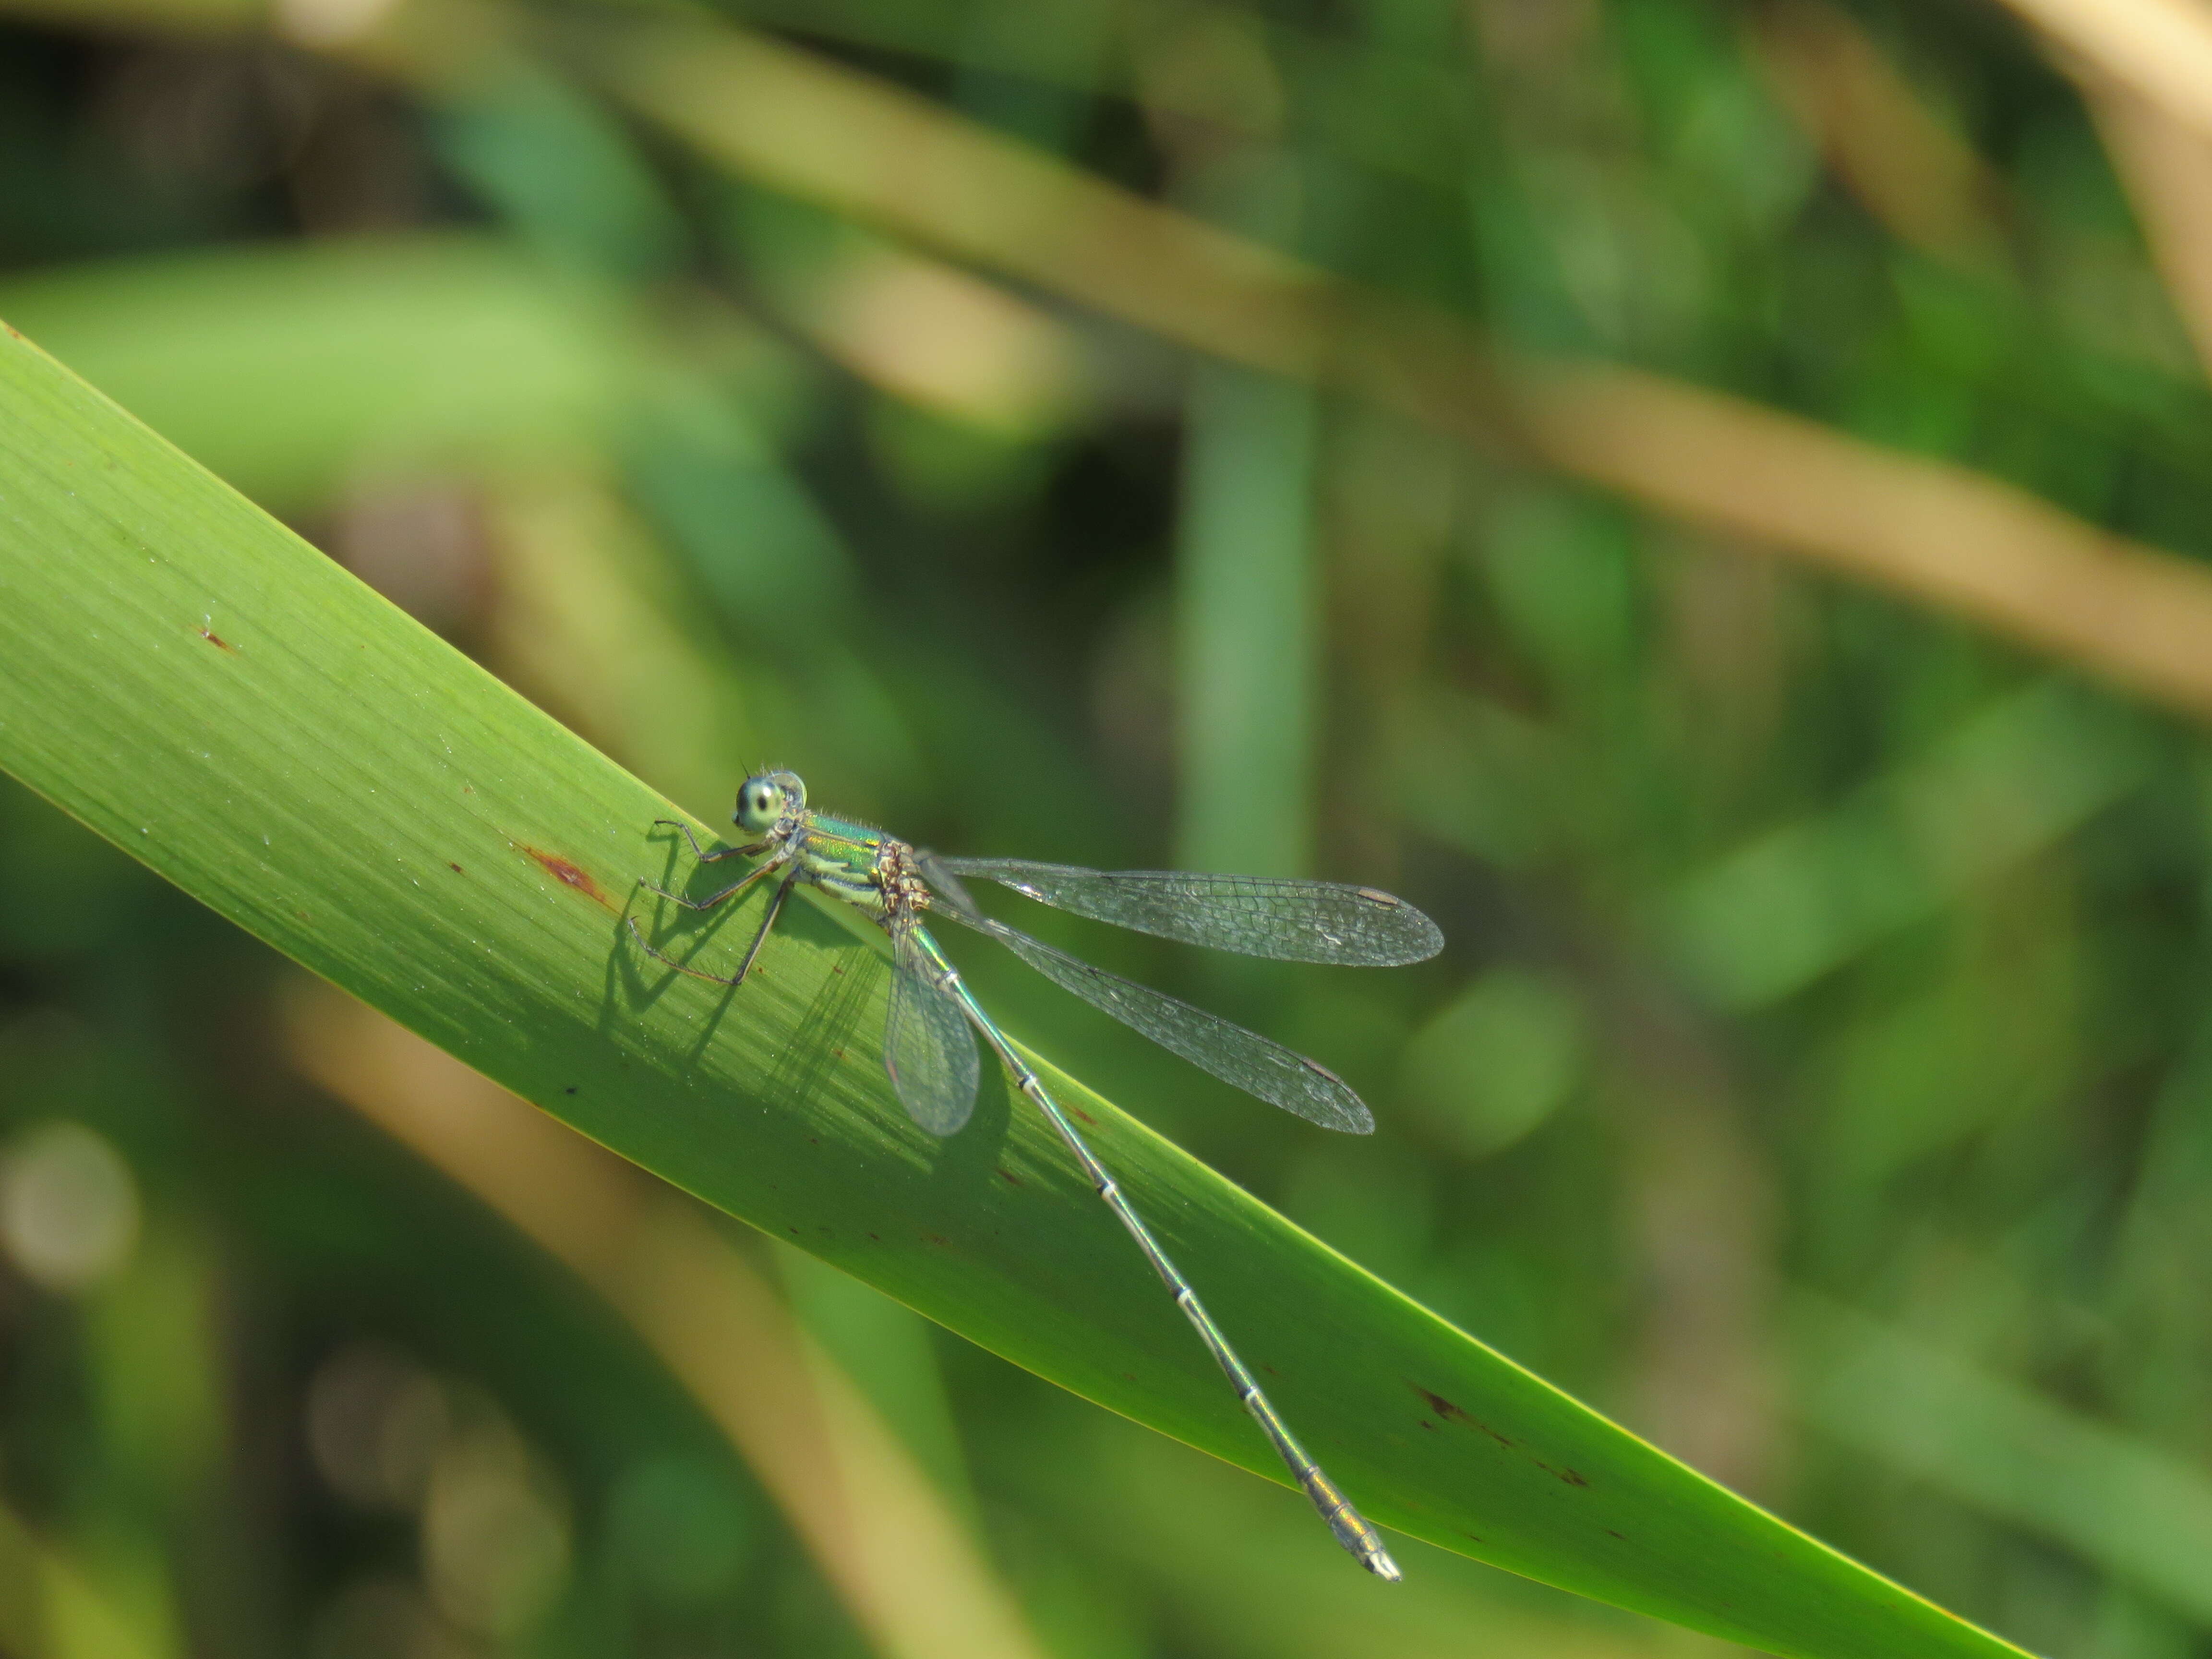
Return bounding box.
[936,858,1443,966]
[884,925,980,1136]
[931,904,1373,1134]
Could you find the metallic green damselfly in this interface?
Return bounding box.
[628,770,1443,1579]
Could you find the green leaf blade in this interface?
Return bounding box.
[0,321,2027,1659]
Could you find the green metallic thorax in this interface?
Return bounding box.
[789,811,897,916]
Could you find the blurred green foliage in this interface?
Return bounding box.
[3,0,2212,1655]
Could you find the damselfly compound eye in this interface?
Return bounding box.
[733,776,788,833]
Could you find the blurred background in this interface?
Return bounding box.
[4,0,2212,1654]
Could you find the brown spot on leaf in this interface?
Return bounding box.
[519,845,611,909]
[197,626,237,654]
[449,863,464,874]
[998,1169,1022,1186]
[1412,1385,1515,1447]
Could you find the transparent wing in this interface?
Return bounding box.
[914,849,979,919]
[931,905,1373,1134]
[934,858,1443,967]
[884,925,979,1137]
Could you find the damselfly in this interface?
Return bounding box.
[627,770,1443,1579]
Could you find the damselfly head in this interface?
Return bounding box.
[733,770,806,834]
